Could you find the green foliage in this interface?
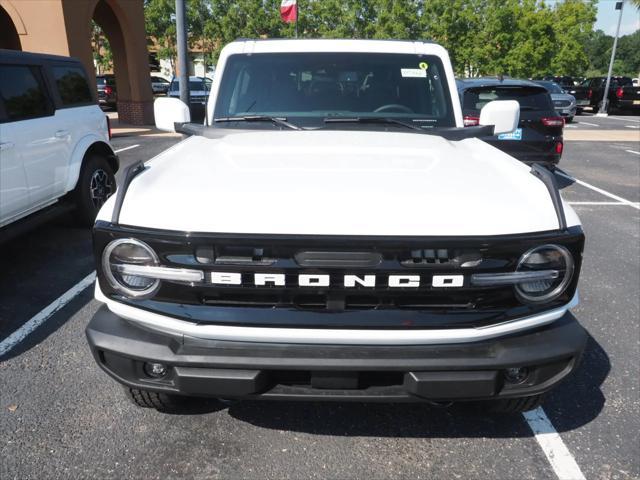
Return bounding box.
[584,29,640,77]
[142,0,629,78]
[549,0,597,76]
[91,20,113,74]
[144,0,178,68]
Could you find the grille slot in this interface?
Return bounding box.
[201,292,483,311]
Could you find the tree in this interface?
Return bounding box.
[584,29,640,77]
[144,0,178,71]
[91,20,113,74]
[142,0,606,79]
[549,0,597,76]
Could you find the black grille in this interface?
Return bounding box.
[94,222,584,329]
[554,100,571,107]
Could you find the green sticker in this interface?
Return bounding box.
[419,62,429,70]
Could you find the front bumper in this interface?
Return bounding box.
[86,305,587,402]
[557,106,577,117]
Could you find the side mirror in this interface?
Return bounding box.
[479,100,519,135]
[154,97,190,132]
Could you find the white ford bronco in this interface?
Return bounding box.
[86,39,586,413]
[0,50,117,233]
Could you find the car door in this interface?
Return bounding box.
[49,62,101,197]
[0,62,65,221]
[0,91,29,226]
[589,78,604,106]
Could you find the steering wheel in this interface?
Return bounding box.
[374,104,414,113]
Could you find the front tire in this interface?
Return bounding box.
[125,387,185,412]
[73,154,115,226]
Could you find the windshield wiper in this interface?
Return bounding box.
[323,116,425,131]
[214,115,301,130]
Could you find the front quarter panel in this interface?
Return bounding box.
[64,133,114,193]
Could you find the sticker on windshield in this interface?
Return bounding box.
[497,128,523,141]
[419,62,429,70]
[401,68,427,78]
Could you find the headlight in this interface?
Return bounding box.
[515,244,574,303]
[102,238,160,298]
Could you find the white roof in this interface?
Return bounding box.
[223,38,448,56]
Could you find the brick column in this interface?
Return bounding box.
[117,99,154,125]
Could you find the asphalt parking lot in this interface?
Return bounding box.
[1,113,639,479]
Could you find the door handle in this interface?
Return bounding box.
[54,130,70,138]
[0,141,14,151]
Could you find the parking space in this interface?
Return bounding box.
[1,132,639,479]
[565,111,640,130]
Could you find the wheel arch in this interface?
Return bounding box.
[65,135,118,193]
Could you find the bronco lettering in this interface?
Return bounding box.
[208,272,465,288]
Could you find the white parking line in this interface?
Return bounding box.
[0,272,96,357]
[606,116,640,123]
[624,125,639,129]
[567,201,627,205]
[577,121,598,127]
[523,407,586,480]
[626,150,640,155]
[114,144,140,154]
[556,171,640,210]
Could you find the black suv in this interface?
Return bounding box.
[96,74,117,110]
[457,78,564,166]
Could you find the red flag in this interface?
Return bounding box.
[280,0,297,23]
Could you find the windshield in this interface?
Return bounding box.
[613,77,632,87]
[536,81,563,94]
[170,79,207,92]
[214,52,455,128]
[462,86,553,113]
[96,76,115,86]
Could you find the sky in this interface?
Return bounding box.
[594,0,639,36]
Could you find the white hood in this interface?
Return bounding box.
[111,130,568,236]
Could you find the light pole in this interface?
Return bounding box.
[597,1,624,116]
[175,0,190,108]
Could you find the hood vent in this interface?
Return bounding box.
[295,251,383,268]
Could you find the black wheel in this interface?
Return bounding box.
[124,387,185,412]
[73,154,115,226]
[576,108,583,115]
[566,116,574,124]
[490,394,545,413]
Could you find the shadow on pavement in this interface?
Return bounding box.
[0,285,94,362]
[554,168,576,189]
[0,212,95,358]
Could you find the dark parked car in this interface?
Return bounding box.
[96,74,117,110]
[150,75,170,95]
[569,76,640,113]
[539,76,575,89]
[457,78,564,166]
[167,76,211,122]
[533,80,577,123]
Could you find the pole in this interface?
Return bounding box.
[295,2,298,38]
[598,1,624,116]
[175,0,190,108]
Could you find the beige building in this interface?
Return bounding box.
[0,0,153,124]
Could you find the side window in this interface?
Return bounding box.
[0,64,53,122]
[52,65,93,106]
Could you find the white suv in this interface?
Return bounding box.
[0,49,118,230]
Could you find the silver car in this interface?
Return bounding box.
[534,80,577,123]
